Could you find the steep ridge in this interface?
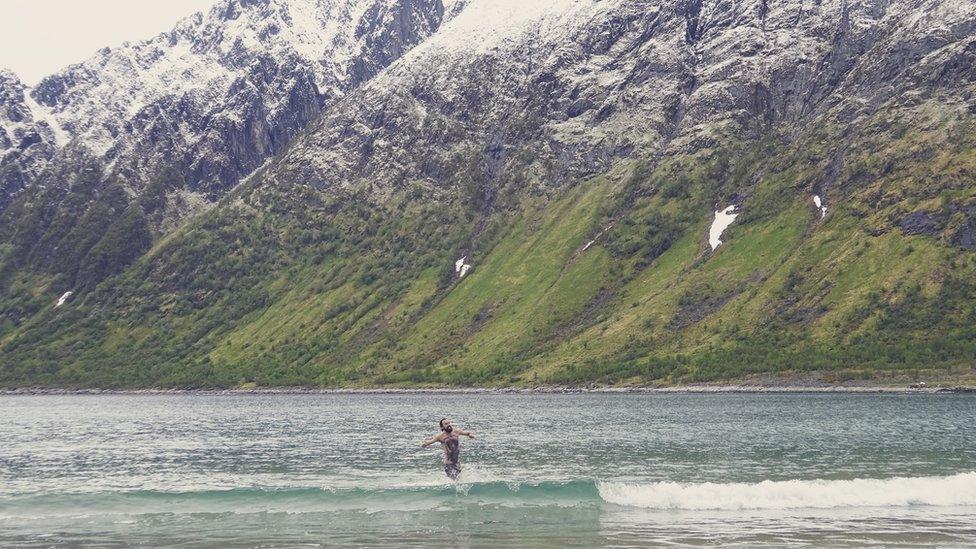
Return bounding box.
[0,70,63,210]
[1,0,975,387]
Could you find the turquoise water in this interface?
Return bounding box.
[1,393,975,546]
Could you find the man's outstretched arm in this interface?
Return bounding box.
[421,433,444,447]
[456,429,476,439]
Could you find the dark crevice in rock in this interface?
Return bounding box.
[682,0,705,45]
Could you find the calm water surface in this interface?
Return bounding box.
[1,393,975,546]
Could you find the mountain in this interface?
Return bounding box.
[1,0,975,388]
[1,0,448,280]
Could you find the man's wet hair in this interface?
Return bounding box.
[439,418,448,430]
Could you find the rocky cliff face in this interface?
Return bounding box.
[266,0,975,207]
[0,70,62,211]
[1,0,448,215]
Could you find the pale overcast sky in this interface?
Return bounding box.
[1,0,217,84]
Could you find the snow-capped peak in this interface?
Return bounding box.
[406,0,606,59]
[4,0,448,211]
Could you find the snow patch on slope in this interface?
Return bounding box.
[709,205,739,250]
[55,291,73,308]
[404,0,607,59]
[578,221,616,255]
[455,256,472,278]
[813,195,827,218]
[23,92,68,147]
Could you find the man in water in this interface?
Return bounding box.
[421,418,475,480]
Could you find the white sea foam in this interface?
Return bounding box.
[598,472,976,510]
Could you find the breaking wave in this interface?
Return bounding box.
[598,471,976,510]
[4,473,976,518]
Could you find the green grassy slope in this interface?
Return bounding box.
[2,105,975,387]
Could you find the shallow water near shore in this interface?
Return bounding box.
[2,393,975,546]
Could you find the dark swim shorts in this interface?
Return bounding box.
[445,462,461,480]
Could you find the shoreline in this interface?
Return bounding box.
[2,384,975,395]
